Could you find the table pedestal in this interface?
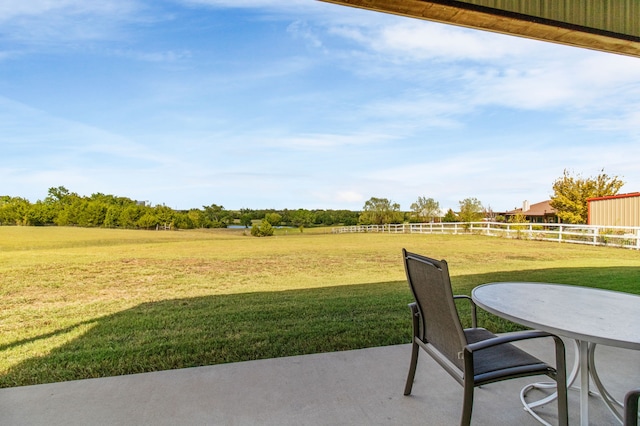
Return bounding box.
[521,340,624,426]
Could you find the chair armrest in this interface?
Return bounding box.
[407,302,421,339]
[453,295,477,328]
[464,330,567,382]
[463,329,568,413]
[465,329,554,352]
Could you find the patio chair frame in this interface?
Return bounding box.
[402,249,568,426]
[626,388,640,426]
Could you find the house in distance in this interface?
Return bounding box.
[505,200,560,224]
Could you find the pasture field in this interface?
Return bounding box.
[1,226,639,387]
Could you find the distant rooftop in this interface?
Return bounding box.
[506,200,556,216]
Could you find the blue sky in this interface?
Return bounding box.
[2,0,639,213]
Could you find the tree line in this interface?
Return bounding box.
[357,169,625,226]
[0,187,360,230]
[0,171,624,231]
[358,195,488,225]
[0,186,475,230]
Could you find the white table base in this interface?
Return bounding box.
[521,340,625,426]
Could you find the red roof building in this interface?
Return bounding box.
[505,200,560,223]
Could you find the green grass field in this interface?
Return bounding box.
[1,226,639,388]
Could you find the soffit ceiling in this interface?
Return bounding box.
[319,0,640,58]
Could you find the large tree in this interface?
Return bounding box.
[264,212,282,227]
[550,169,624,224]
[203,203,229,228]
[0,196,31,225]
[358,197,403,225]
[290,209,315,228]
[458,198,484,223]
[410,196,440,222]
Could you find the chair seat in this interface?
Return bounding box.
[465,328,552,384]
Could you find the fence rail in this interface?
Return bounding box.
[332,222,640,250]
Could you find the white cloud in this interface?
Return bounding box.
[178,0,318,13]
[464,50,640,111]
[584,111,640,134]
[192,0,305,6]
[319,13,640,132]
[0,96,168,168]
[267,132,394,150]
[369,21,532,61]
[0,0,146,45]
[0,1,136,20]
[336,190,364,203]
[361,93,468,130]
[287,20,324,49]
[111,49,193,63]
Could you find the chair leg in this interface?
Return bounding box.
[461,381,474,426]
[556,375,569,426]
[553,336,569,426]
[404,339,419,395]
[625,389,640,426]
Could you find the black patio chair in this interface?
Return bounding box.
[625,388,640,426]
[402,249,568,426]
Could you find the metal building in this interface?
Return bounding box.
[588,192,640,227]
[319,0,640,58]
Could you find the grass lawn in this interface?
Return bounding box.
[1,226,639,387]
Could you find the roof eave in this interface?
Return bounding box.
[318,0,640,58]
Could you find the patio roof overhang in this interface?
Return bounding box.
[318,0,640,58]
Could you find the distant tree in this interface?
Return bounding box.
[279,209,292,225]
[550,169,624,224]
[203,203,228,228]
[251,220,274,237]
[171,211,193,229]
[77,200,107,227]
[119,204,145,228]
[137,212,159,229]
[508,212,529,239]
[53,192,85,226]
[45,186,71,204]
[508,212,528,224]
[458,198,484,223]
[26,201,56,226]
[264,212,282,227]
[290,209,314,228]
[483,205,497,222]
[239,213,253,228]
[187,209,206,228]
[442,208,458,223]
[337,210,359,226]
[310,210,325,226]
[154,205,174,229]
[410,196,440,222]
[104,205,122,228]
[358,197,403,225]
[240,208,258,220]
[0,196,32,225]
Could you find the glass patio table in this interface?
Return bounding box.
[472,282,640,426]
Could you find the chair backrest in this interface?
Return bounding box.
[403,249,468,370]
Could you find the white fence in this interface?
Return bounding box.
[332,222,640,250]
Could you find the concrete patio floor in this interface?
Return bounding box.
[1,339,638,425]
